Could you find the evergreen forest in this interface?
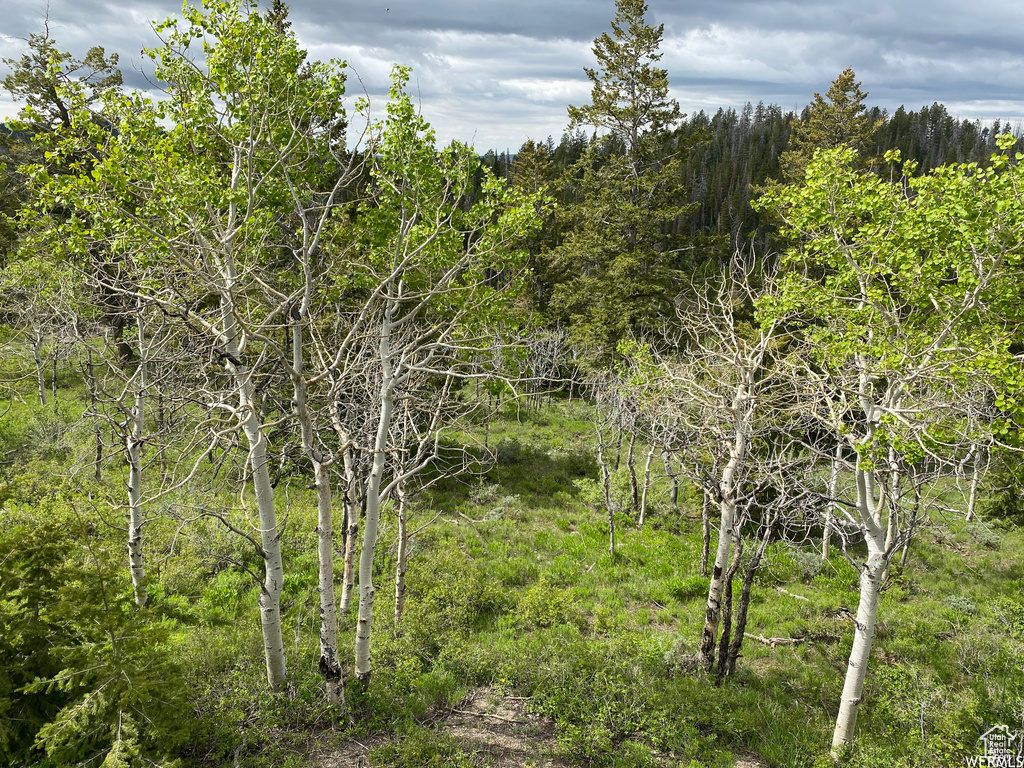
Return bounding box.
[2,1,1024,767]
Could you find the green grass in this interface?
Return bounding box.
[3,376,1023,767]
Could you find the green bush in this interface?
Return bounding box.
[0,501,190,768]
[516,577,584,630]
[370,724,474,768]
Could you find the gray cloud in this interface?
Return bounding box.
[2,0,1022,150]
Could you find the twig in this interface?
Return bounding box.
[744,633,805,648]
[450,708,526,724]
[775,587,810,602]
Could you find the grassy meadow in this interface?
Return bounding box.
[2,363,1023,768]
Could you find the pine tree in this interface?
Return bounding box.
[567,0,681,167]
[778,67,881,182]
[549,0,692,364]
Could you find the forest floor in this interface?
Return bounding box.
[312,686,769,767]
[4,382,1023,768]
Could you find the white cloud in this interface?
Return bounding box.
[1,0,1023,148]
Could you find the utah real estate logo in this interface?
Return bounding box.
[968,725,1024,767]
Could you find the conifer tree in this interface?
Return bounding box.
[778,67,881,182]
[549,0,692,364]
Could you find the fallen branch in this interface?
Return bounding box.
[775,587,810,602]
[451,708,526,724]
[744,633,806,649]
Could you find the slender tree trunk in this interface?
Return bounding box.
[127,335,147,609]
[832,549,886,753]
[51,354,58,401]
[638,442,656,527]
[339,445,359,616]
[33,331,47,407]
[355,306,397,687]
[596,408,615,556]
[824,441,841,560]
[884,448,900,556]
[701,491,713,577]
[966,446,984,522]
[701,493,737,669]
[314,460,344,707]
[291,313,345,709]
[394,479,409,628]
[716,525,745,680]
[156,384,167,480]
[626,431,639,513]
[831,458,888,755]
[899,477,921,570]
[85,349,103,481]
[726,514,775,676]
[701,404,747,669]
[223,287,287,690]
[662,449,679,512]
[614,411,623,471]
[237,375,287,689]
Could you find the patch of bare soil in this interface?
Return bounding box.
[310,687,565,767]
[308,731,387,768]
[444,687,566,767]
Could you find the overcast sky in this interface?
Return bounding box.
[2,0,1023,151]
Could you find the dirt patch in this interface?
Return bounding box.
[308,731,387,768]
[444,687,566,767]
[312,687,565,767]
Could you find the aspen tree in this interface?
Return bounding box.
[339,67,541,685]
[757,141,1024,756]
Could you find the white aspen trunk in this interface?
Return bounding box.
[86,349,102,481]
[292,314,345,709]
[221,283,287,689]
[595,412,615,556]
[394,479,409,627]
[613,411,623,471]
[314,459,344,707]
[700,493,737,668]
[237,370,288,690]
[966,446,984,522]
[127,323,147,609]
[626,430,639,513]
[831,406,888,755]
[33,331,47,407]
[884,447,900,557]
[823,441,841,560]
[638,442,656,527]
[355,304,397,686]
[832,545,886,753]
[701,490,712,576]
[701,384,748,669]
[662,449,679,511]
[340,445,359,616]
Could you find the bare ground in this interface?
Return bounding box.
[308,687,565,768]
[309,687,767,767]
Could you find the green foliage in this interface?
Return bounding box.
[515,576,585,630]
[371,724,474,768]
[548,0,694,364]
[0,500,188,768]
[400,548,512,655]
[758,141,1024,462]
[778,67,881,182]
